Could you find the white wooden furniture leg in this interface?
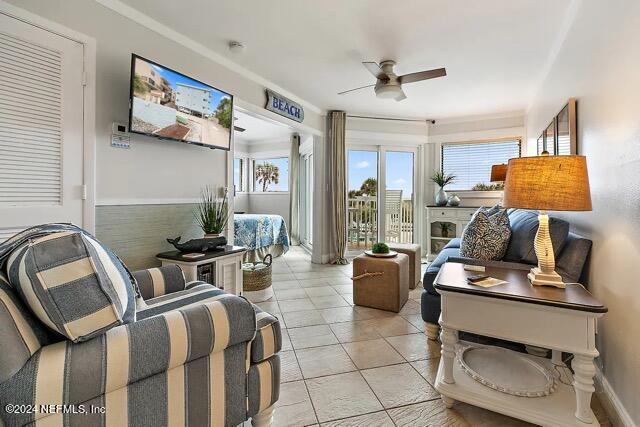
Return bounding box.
[441,395,455,408]
[251,405,275,427]
[552,349,563,365]
[425,322,440,340]
[572,354,596,424]
[440,326,458,384]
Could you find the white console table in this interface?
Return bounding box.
[157,246,246,296]
[425,206,478,261]
[433,263,607,426]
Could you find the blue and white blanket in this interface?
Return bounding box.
[234,214,290,254]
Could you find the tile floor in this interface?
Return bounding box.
[254,247,609,427]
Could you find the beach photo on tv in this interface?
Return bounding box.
[131,57,231,149]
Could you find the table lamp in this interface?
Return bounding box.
[490,164,508,182]
[502,155,591,288]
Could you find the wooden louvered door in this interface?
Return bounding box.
[0,13,85,240]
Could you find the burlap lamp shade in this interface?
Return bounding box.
[490,164,508,182]
[503,155,592,211]
[502,155,592,287]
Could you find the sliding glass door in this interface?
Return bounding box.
[384,150,415,244]
[347,146,417,253]
[347,149,378,251]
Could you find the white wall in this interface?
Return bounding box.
[7,0,323,204]
[526,1,639,424]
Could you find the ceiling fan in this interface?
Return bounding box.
[338,60,446,101]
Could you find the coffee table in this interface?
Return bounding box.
[433,262,607,426]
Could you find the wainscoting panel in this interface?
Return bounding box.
[96,204,201,271]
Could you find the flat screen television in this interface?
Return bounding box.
[128,54,232,150]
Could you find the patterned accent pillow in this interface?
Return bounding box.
[7,231,136,342]
[460,207,512,261]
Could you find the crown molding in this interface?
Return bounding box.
[94,0,322,115]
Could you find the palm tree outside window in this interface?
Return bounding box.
[252,157,289,192]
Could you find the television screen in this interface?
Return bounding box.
[128,54,232,150]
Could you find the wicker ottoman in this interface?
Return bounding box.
[388,243,422,289]
[352,253,409,313]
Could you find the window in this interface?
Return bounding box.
[253,157,289,192]
[234,158,244,192]
[441,140,521,190]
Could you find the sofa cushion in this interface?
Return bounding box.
[443,238,461,249]
[6,231,136,343]
[504,209,570,264]
[555,233,593,283]
[460,208,511,260]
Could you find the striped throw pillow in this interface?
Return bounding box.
[6,231,136,342]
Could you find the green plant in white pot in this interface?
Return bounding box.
[431,171,456,207]
[195,186,230,237]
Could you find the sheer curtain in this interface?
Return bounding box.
[328,111,349,264]
[289,133,300,245]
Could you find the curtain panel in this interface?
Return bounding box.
[289,133,301,245]
[328,111,349,264]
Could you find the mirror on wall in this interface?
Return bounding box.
[537,98,577,155]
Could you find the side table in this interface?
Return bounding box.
[433,262,607,426]
[157,246,246,296]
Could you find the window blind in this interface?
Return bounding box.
[441,140,521,190]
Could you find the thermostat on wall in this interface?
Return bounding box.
[111,122,130,149]
[112,122,128,134]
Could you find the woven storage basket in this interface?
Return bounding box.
[242,254,273,292]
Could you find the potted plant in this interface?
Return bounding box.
[195,186,230,237]
[371,242,390,254]
[431,171,456,206]
[439,222,453,238]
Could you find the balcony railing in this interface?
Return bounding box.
[347,196,414,250]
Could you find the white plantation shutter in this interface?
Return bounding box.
[0,13,85,241]
[0,30,62,205]
[442,140,521,190]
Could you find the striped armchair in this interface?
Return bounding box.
[0,265,282,427]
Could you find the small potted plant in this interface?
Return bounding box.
[431,171,456,206]
[439,222,453,238]
[371,242,390,255]
[195,186,230,237]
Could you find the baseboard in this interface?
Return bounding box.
[594,365,635,426]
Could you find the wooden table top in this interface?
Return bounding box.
[157,246,246,262]
[434,262,607,313]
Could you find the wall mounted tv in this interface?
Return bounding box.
[128,54,232,150]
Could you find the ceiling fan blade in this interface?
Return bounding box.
[362,61,387,79]
[398,67,447,84]
[338,84,376,95]
[394,88,407,102]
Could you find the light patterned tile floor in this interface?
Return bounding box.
[256,247,610,427]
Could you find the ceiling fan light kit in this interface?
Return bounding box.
[339,60,447,101]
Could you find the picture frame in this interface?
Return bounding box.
[536,98,577,155]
